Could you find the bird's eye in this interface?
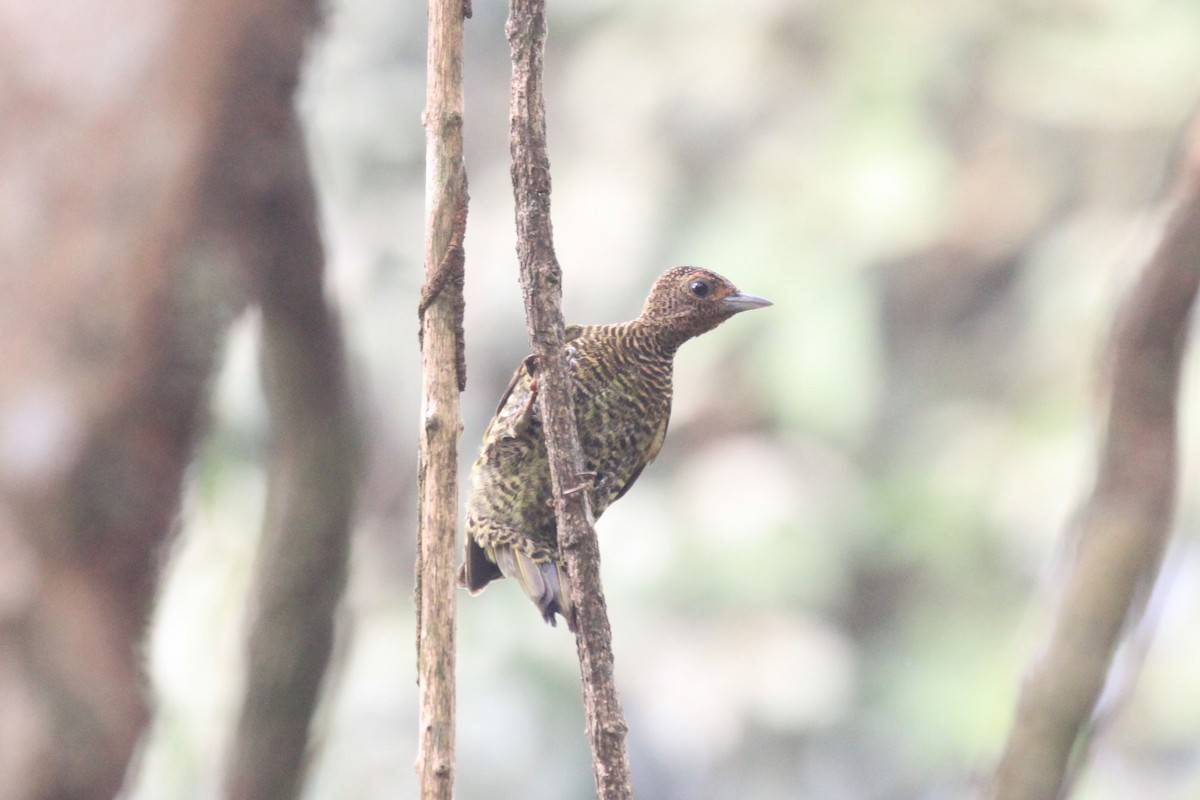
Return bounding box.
[687,279,711,298]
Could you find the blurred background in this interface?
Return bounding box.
[128,1,1200,798]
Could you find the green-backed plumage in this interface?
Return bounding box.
[459,267,771,629]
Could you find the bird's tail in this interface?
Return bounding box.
[459,531,502,593]
[492,545,576,631]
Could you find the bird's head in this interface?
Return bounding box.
[638,266,772,341]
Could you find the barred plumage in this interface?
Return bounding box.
[458,267,771,630]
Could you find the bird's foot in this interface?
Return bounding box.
[543,472,597,507]
[516,357,540,424]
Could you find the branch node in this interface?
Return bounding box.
[418,179,469,392]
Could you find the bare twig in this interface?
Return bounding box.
[506,2,634,798]
[982,115,1200,800]
[415,0,469,798]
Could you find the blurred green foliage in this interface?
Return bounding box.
[132,1,1200,798]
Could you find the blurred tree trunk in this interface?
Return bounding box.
[507,1,634,798]
[0,1,356,799]
[983,115,1200,800]
[0,2,248,797]
[214,4,360,800]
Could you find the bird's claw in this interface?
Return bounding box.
[544,473,597,506]
[563,471,597,497]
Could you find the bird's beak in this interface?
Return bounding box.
[722,292,773,312]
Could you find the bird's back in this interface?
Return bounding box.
[464,322,673,577]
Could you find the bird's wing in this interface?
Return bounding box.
[486,359,529,423]
[482,325,589,442]
[482,360,535,442]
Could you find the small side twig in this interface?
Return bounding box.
[506,1,634,798]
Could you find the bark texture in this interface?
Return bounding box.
[506,1,634,797]
[983,117,1200,800]
[415,0,470,798]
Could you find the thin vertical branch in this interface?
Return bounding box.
[982,116,1200,800]
[506,2,634,799]
[416,0,469,797]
